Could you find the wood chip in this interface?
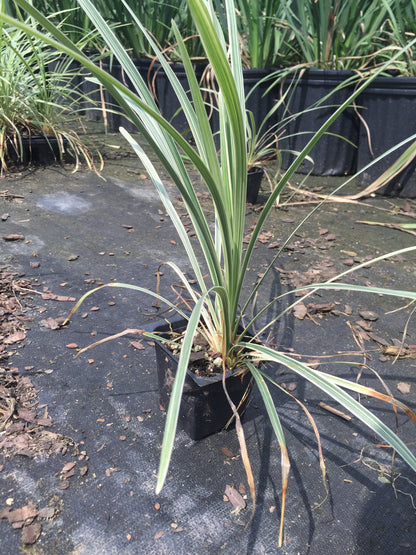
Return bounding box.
[79,465,88,476]
[41,292,76,302]
[6,502,38,528]
[359,310,379,321]
[38,507,55,519]
[105,467,121,477]
[61,462,76,474]
[66,343,78,349]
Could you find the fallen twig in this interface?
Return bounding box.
[319,402,352,421]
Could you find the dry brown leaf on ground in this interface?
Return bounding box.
[397,382,411,394]
[39,317,61,330]
[307,302,336,314]
[129,340,145,350]
[3,331,26,344]
[0,502,38,529]
[293,303,308,320]
[21,522,42,545]
[224,485,246,514]
[221,446,236,459]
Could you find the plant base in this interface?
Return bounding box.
[153,319,252,440]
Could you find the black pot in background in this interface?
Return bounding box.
[154,62,206,137]
[47,55,85,112]
[278,69,360,176]
[210,68,276,145]
[5,136,69,167]
[244,68,276,131]
[95,59,206,136]
[356,75,416,198]
[153,319,252,441]
[81,55,108,122]
[101,58,157,133]
[246,167,264,203]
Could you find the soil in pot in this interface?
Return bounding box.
[152,319,253,441]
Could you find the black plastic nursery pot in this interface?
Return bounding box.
[154,62,206,136]
[246,167,264,204]
[356,75,416,198]
[96,59,207,136]
[152,319,253,441]
[210,68,276,144]
[5,136,68,168]
[278,69,360,176]
[243,68,276,132]
[90,58,157,132]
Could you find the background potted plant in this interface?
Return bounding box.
[0,13,99,173]
[57,0,208,133]
[6,0,416,546]
[275,0,394,176]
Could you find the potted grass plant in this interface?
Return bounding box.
[276,0,395,176]
[5,0,416,546]
[0,10,99,173]
[74,0,206,133]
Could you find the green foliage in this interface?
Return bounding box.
[281,0,400,70]
[371,0,416,75]
[0,12,99,173]
[4,0,416,544]
[32,0,202,59]
[233,0,293,68]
